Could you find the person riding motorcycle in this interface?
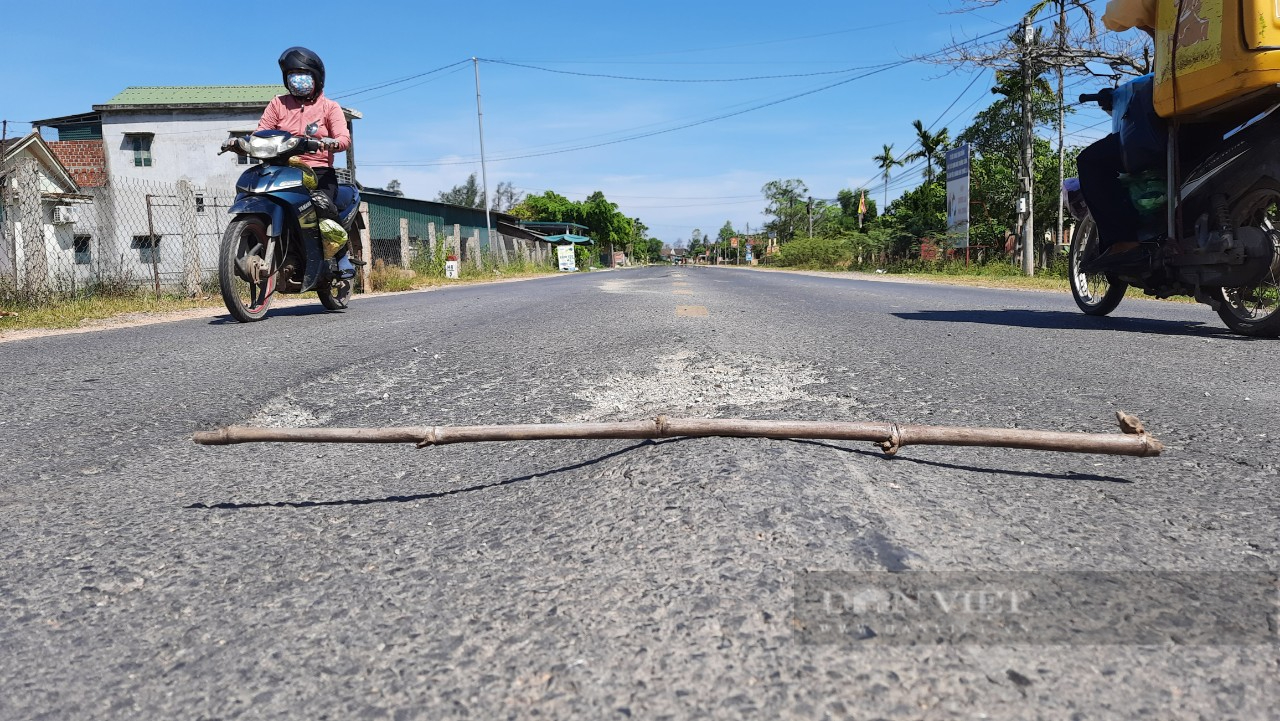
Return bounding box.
[1076,0,1160,272]
[222,46,358,261]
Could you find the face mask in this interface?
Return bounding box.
[286,72,315,98]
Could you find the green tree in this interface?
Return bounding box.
[437,173,482,208]
[490,181,524,212]
[717,221,736,244]
[510,190,580,222]
[955,77,1071,253]
[687,229,707,260]
[761,179,808,242]
[836,188,877,230]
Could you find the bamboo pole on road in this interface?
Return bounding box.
[194,411,1163,458]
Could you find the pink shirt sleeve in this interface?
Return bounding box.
[257,96,285,131]
[324,98,351,151]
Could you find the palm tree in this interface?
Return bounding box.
[873,143,904,210]
[904,120,951,185]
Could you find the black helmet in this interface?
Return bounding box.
[278,46,325,95]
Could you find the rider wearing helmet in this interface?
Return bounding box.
[260,47,350,210]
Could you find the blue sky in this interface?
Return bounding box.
[1,0,1122,243]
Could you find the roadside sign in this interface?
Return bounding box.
[945,144,971,250]
[557,245,576,272]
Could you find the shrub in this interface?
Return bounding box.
[369,259,417,292]
[776,236,853,268]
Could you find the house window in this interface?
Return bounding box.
[195,193,205,213]
[126,133,153,167]
[74,234,92,265]
[230,132,260,165]
[132,234,162,264]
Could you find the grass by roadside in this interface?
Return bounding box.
[750,260,1196,303]
[0,294,228,332]
[0,265,559,335]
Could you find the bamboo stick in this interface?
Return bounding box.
[192,411,1163,458]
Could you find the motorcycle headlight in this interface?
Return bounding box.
[280,137,301,153]
[248,135,284,159]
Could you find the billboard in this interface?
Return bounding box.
[945,144,971,250]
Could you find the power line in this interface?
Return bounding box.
[363,61,918,168]
[330,59,471,100]
[358,14,1068,172]
[478,58,904,83]
[344,65,471,104]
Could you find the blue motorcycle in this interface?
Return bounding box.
[217,130,360,322]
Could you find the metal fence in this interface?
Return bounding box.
[0,156,232,303]
[0,155,561,305]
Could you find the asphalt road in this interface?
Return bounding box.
[2,266,1276,719]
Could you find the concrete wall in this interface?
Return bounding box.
[101,109,264,192]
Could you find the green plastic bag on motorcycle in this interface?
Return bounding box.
[1124,171,1166,216]
[320,218,347,259]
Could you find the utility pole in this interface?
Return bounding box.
[1054,2,1067,266]
[472,58,496,262]
[807,196,814,238]
[1019,17,1036,277]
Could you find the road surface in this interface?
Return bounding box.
[2,266,1276,719]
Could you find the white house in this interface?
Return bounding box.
[0,132,94,293]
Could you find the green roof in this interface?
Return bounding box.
[103,86,281,106]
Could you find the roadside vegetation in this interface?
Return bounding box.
[0,242,559,333]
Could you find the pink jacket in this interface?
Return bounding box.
[257,93,351,168]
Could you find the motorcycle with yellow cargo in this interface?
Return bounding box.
[217,130,360,322]
[1066,0,1280,336]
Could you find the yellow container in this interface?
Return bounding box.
[1154,0,1280,118]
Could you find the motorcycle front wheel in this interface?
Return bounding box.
[219,216,275,323]
[317,274,352,311]
[1068,214,1128,316]
[1217,182,1280,337]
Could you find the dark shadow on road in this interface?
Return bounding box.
[789,439,1134,484]
[891,308,1254,339]
[207,304,341,325]
[188,438,687,510]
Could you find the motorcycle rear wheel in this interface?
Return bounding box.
[219,217,275,323]
[317,274,351,311]
[1068,214,1128,316]
[1217,182,1280,337]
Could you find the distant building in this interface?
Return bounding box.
[361,190,555,267]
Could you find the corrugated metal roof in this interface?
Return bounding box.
[103,86,282,105]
